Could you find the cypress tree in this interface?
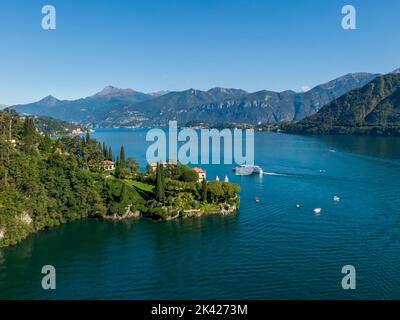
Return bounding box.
[108,146,113,161]
[114,183,130,216]
[102,142,107,159]
[160,163,165,202]
[202,179,208,202]
[119,146,126,168]
[97,142,102,158]
[155,163,163,203]
[155,163,159,197]
[119,183,129,206]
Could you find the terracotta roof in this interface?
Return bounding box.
[193,167,206,173]
[102,160,115,165]
[150,160,178,166]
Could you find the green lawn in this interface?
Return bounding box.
[125,180,154,194]
[200,203,221,213]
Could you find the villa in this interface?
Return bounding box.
[102,160,115,171]
[193,167,206,182]
[149,159,178,172]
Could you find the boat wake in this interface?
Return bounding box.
[264,172,289,177]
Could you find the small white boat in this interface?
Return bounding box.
[296,204,301,208]
[333,196,340,202]
[314,208,322,214]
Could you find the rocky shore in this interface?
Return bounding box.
[103,205,141,221]
[103,203,238,222]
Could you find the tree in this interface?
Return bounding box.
[119,146,126,168]
[206,181,224,203]
[201,179,208,202]
[118,183,130,210]
[23,117,36,137]
[102,142,107,159]
[108,146,113,161]
[126,157,139,173]
[160,163,165,195]
[96,142,102,159]
[40,135,53,154]
[155,163,161,201]
[181,167,199,183]
[155,163,165,203]
[22,117,37,151]
[222,182,240,199]
[115,147,129,179]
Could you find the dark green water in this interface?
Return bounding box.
[1,131,400,299]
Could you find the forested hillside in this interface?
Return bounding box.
[0,109,239,247]
[282,73,400,135]
[0,109,133,246]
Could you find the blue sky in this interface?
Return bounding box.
[0,0,399,105]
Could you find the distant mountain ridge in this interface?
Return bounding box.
[282,72,400,135]
[183,73,379,125]
[100,72,377,127]
[12,86,155,124]
[12,72,380,127]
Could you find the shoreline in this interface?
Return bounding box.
[104,201,238,221]
[0,203,238,249]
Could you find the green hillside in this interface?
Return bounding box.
[282,73,400,136]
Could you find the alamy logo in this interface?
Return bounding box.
[146,121,254,165]
[41,5,56,30]
[341,265,356,290]
[341,5,356,30]
[41,265,56,290]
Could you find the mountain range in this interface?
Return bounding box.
[11,72,380,128]
[12,86,155,126]
[282,72,400,135]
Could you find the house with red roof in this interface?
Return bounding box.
[193,167,206,182]
[102,160,115,171]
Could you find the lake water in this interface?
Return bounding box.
[1,130,400,299]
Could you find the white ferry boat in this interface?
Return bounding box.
[234,165,264,176]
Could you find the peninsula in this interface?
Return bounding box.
[0,109,240,247]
